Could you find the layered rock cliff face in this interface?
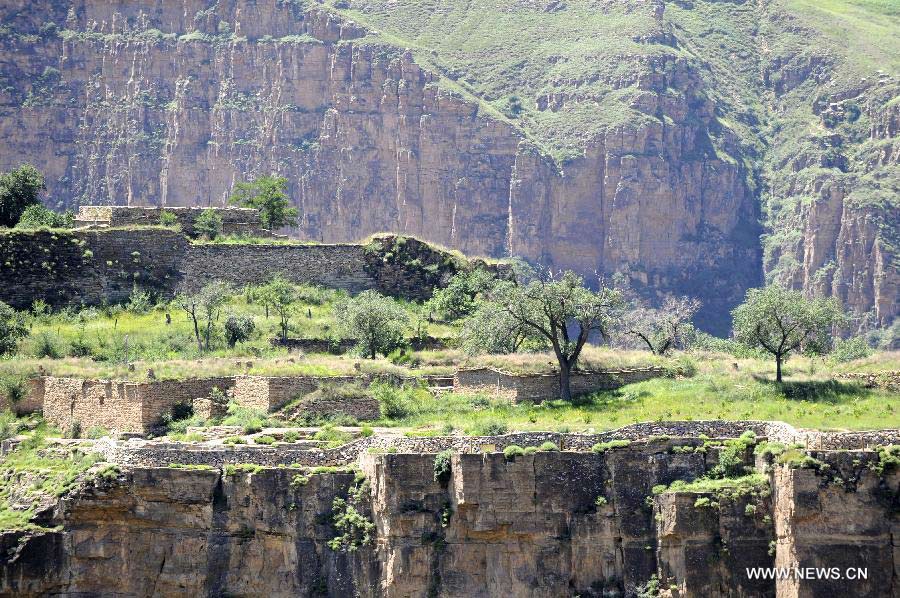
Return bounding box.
[0,0,896,332]
[1,446,897,597]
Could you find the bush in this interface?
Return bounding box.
[0,301,27,356]
[32,331,63,358]
[159,210,178,227]
[223,436,246,445]
[224,314,255,348]
[68,335,94,358]
[194,209,223,240]
[283,430,300,443]
[254,435,276,445]
[221,401,269,434]
[126,287,153,314]
[475,420,508,436]
[14,204,73,229]
[0,375,27,405]
[591,439,631,453]
[372,383,415,419]
[433,449,452,484]
[829,337,872,363]
[86,426,110,439]
[503,444,525,459]
[538,441,559,452]
[313,425,352,444]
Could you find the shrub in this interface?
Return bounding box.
[372,383,413,419]
[591,439,631,453]
[595,496,608,507]
[0,375,27,405]
[194,208,223,240]
[523,446,538,455]
[313,425,352,445]
[221,401,268,434]
[503,444,525,459]
[360,425,374,438]
[829,336,872,363]
[86,426,110,439]
[475,420,508,436]
[433,449,452,484]
[68,335,94,358]
[283,430,300,443]
[0,302,28,356]
[158,210,178,227]
[67,421,82,439]
[126,287,153,314]
[224,313,255,347]
[223,436,246,445]
[14,204,73,229]
[32,331,63,358]
[254,435,276,445]
[538,441,559,452]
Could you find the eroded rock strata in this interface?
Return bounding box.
[2,440,897,597]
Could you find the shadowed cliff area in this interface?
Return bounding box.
[0,0,896,334]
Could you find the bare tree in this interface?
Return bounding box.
[624,296,701,355]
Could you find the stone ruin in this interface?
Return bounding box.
[74,205,270,239]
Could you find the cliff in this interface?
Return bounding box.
[0,0,896,333]
[1,442,897,597]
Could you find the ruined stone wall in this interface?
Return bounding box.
[75,205,265,237]
[179,243,376,294]
[453,367,668,402]
[0,228,188,309]
[40,376,235,434]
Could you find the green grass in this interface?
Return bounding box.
[0,419,103,530]
[370,352,900,433]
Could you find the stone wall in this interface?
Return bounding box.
[453,366,668,402]
[230,375,362,412]
[0,228,188,309]
[179,243,376,294]
[41,376,235,434]
[75,206,266,238]
[0,229,473,309]
[0,378,44,415]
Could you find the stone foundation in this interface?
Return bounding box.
[74,206,267,238]
[453,366,668,402]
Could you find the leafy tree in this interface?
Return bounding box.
[229,175,298,229]
[176,282,232,352]
[426,268,498,322]
[624,296,701,355]
[14,204,73,229]
[224,314,256,348]
[0,164,45,227]
[336,290,409,359]
[486,271,624,401]
[194,209,223,240]
[460,301,543,355]
[732,285,845,382]
[0,301,27,356]
[260,276,298,341]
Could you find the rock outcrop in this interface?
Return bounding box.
[2,441,897,597]
[0,0,896,332]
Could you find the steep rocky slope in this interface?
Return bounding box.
[0,0,896,333]
[1,446,897,597]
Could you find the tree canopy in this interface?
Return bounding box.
[732,285,845,382]
[0,164,45,228]
[485,271,624,401]
[336,290,409,359]
[229,175,298,230]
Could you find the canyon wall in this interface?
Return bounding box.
[1,445,897,597]
[0,0,764,332]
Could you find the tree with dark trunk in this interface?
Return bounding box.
[489,271,624,401]
[624,296,701,355]
[732,285,845,383]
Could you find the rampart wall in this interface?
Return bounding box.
[75,206,265,238]
[0,230,468,309]
[454,366,668,401]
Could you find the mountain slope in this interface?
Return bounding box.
[0,0,896,333]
